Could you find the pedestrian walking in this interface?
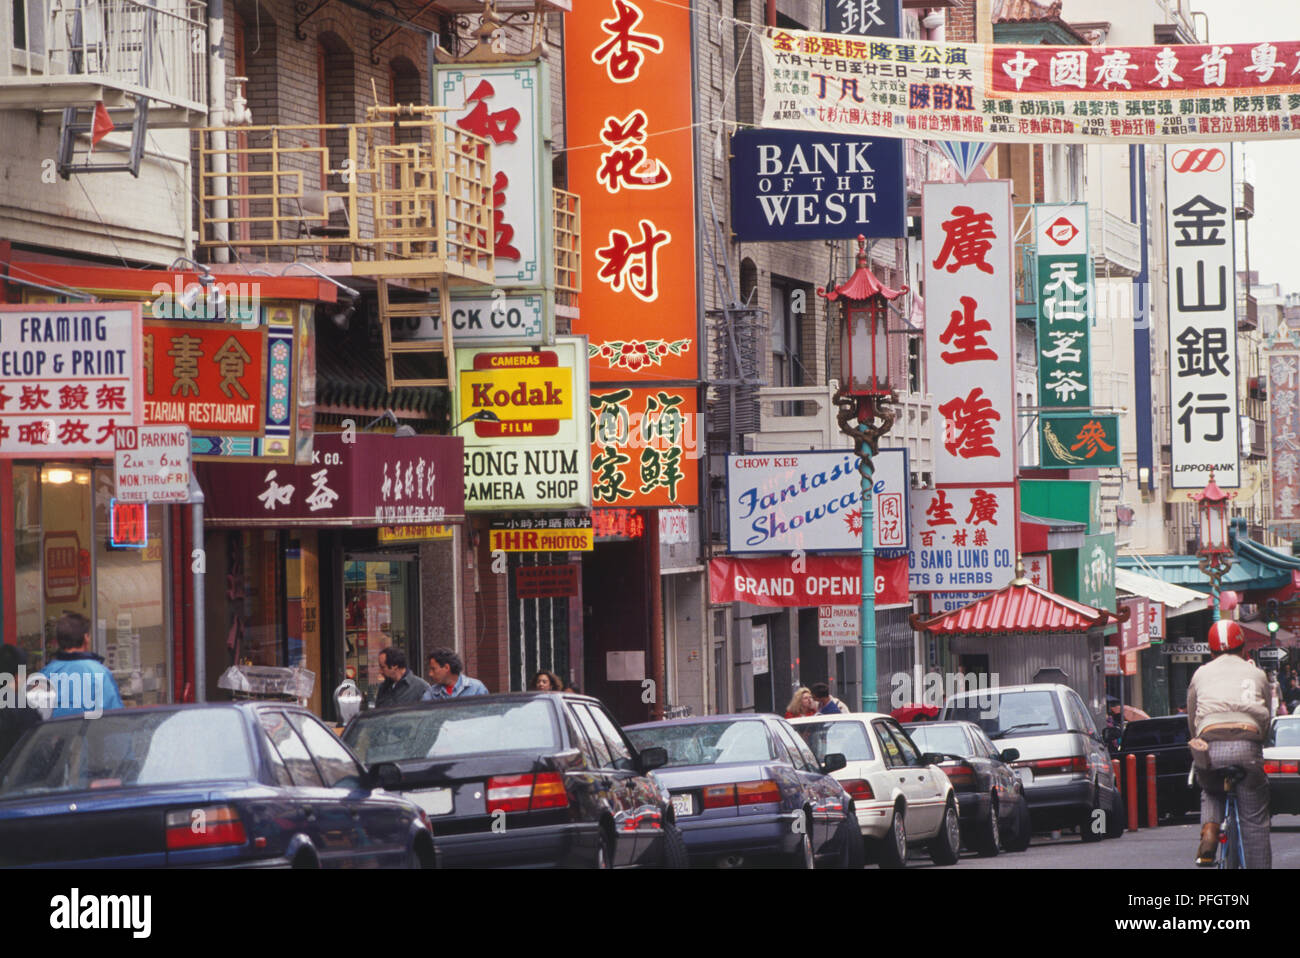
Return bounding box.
[784,686,816,719]
[422,648,489,699]
[810,682,850,715]
[374,646,431,708]
[38,613,123,719]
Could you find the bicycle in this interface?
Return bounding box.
[1215,765,1248,870]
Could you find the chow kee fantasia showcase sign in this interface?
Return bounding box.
[762,28,1300,144]
[725,449,906,553]
[709,553,909,608]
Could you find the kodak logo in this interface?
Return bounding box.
[471,380,563,407]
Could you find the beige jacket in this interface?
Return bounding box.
[1186,653,1272,740]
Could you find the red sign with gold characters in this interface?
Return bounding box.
[142,322,265,433]
[565,0,697,383]
[590,385,699,507]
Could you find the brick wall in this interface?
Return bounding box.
[946,0,977,42]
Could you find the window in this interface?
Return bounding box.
[873,722,905,768]
[907,336,922,394]
[569,705,612,768]
[291,713,363,789]
[1068,692,1098,738]
[587,705,634,768]
[769,276,807,390]
[887,722,922,766]
[626,720,774,767]
[565,712,599,767]
[344,698,559,764]
[906,724,971,759]
[796,720,875,763]
[773,722,814,771]
[260,729,294,787]
[260,711,323,787]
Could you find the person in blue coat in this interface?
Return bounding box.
[41,613,124,719]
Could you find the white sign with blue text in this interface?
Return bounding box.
[726,448,907,553]
[908,486,1016,593]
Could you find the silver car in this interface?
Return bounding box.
[939,683,1124,842]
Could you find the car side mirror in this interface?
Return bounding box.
[638,746,668,773]
[1000,748,1020,763]
[365,762,402,790]
[821,752,847,774]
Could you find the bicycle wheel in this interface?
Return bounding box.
[1220,798,1242,870]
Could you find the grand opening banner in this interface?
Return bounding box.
[762,27,1300,143]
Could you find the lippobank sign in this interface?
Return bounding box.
[455,336,591,510]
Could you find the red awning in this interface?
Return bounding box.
[911,577,1127,635]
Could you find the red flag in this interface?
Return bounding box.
[90,101,114,147]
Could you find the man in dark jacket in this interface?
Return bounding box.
[0,644,41,762]
[374,646,431,708]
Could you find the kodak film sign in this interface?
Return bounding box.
[458,350,573,434]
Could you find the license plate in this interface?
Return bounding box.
[406,787,454,816]
[1016,768,1033,786]
[671,794,695,817]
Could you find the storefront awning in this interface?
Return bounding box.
[1115,568,1205,619]
[1019,512,1086,553]
[1116,520,1300,596]
[911,571,1128,636]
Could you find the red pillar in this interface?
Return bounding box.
[1146,754,1159,827]
[1126,754,1139,830]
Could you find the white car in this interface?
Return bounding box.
[791,712,960,868]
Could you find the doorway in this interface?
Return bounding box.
[343,553,419,706]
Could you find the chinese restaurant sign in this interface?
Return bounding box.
[823,0,901,38]
[489,515,594,552]
[923,181,1016,486]
[0,304,142,457]
[1165,142,1239,488]
[1039,414,1121,469]
[199,434,465,526]
[1034,203,1092,424]
[590,385,700,507]
[458,337,591,511]
[1269,349,1300,528]
[725,448,907,553]
[908,486,1016,593]
[762,28,1300,144]
[709,553,909,608]
[565,0,697,382]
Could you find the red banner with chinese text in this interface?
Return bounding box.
[142,322,265,434]
[590,385,700,507]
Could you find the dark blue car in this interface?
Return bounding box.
[625,714,861,869]
[0,702,434,868]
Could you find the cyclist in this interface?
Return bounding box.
[1186,619,1273,868]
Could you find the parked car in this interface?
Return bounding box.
[342,692,686,868]
[1264,715,1300,816]
[625,714,860,869]
[941,683,1124,841]
[904,720,1030,855]
[790,712,962,868]
[0,703,434,868]
[1117,715,1199,824]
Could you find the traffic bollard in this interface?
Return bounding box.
[1112,759,1121,793]
[1126,754,1139,830]
[1146,754,1158,828]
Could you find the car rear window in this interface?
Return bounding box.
[906,725,970,758]
[344,699,559,764]
[1273,720,1300,748]
[0,709,254,797]
[1122,720,1188,749]
[626,721,775,767]
[794,720,875,762]
[945,690,1065,738]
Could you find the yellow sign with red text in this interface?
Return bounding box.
[458,350,574,436]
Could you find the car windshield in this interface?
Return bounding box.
[344,699,559,764]
[0,709,254,797]
[1122,720,1187,749]
[945,690,1064,738]
[794,720,875,763]
[906,725,970,758]
[1273,720,1300,748]
[626,721,774,766]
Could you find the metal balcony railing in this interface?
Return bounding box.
[553,187,580,298]
[1089,206,1142,277]
[195,111,494,282]
[2,0,207,112]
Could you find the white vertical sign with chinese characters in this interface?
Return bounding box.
[1165,143,1239,489]
[923,181,1017,485]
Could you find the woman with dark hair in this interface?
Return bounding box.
[531,670,565,692]
[0,644,42,762]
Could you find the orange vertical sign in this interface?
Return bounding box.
[565,0,697,384]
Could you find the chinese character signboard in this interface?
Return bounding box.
[490,515,594,552]
[1039,414,1121,469]
[515,564,581,599]
[1268,349,1300,526]
[1119,596,1152,653]
[1023,554,1052,591]
[924,181,1016,486]
[823,0,901,38]
[725,449,907,553]
[0,304,142,457]
[1078,532,1117,612]
[762,29,1300,144]
[458,337,591,511]
[1033,203,1092,422]
[590,386,700,507]
[1166,143,1239,488]
[908,486,1015,593]
[566,0,697,383]
[709,553,910,608]
[729,130,904,241]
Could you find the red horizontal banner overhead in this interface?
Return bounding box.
[709,553,909,609]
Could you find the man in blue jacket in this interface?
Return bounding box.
[41,613,124,719]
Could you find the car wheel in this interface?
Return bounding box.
[662,820,690,869]
[832,811,865,869]
[927,799,962,866]
[788,821,816,870]
[878,806,908,869]
[1105,789,1126,839]
[1002,795,1032,852]
[1079,788,1104,843]
[975,795,1000,857]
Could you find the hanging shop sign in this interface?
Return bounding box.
[1103,645,1120,677]
[729,130,904,241]
[908,486,1016,593]
[515,563,581,599]
[1039,414,1122,469]
[1119,596,1152,654]
[1079,532,1117,613]
[590,385,700,507]
[377,524,454,543]
[0,304,142,458]
[489,515,594,552]
[1033,203,1093,430]
[1268,349,1300,526]
[458,337,591,510]
[751,623,770,675]
[566,0,697,382]
[924,181,1015,486]
[390,293,549,348]
[725,448,907,553]
[113,425,192,503]
[593,507,645,540]
[199,434,465,527]
[709,552,909,608]
[1023,554,1052,592]
[762,28,1300,144]
[823,0,901,38]
[1166,142,1239,488]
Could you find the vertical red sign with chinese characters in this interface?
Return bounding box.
[565,0,697,384]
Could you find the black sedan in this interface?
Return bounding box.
[1117,716,1199,824]
[625,714,861,869]
[342,692,686,868]
[0,703,434,867]
[905,720,1030,856]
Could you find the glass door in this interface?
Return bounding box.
[342,554,418,706]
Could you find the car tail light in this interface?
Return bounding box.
[487,773,569,813]
[735,780,781,805]
[702,785,737,809]
[165,805,247,851]
[1016,756,1088,775]
[841,779,875,801]
[1264,760,1299,774]
[941,761,976,788]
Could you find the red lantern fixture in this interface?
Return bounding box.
[818,235,908,398]
[1189,470,1235,557]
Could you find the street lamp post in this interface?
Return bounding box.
[818,235,908,712]
[1190,470,1236,620]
